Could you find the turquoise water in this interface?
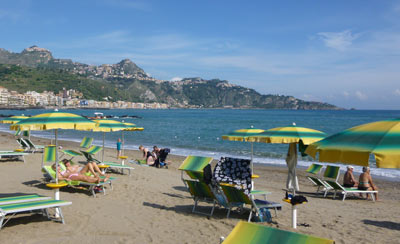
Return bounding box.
[1,109,400,180]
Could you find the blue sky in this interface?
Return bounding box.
[1,0,400,109]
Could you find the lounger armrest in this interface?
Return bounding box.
[250,190,271,196]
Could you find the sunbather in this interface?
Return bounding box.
[139,145,154,165]
[358,166,378,200]
[61,159,106,177]
[343,166,358,187]
[53,162,110,183]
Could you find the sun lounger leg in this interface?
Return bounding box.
[0,210,5,230]
[248,210,253,222]
[342,192,346,201]
[102,185,106,195]
[210,201,216,216]
[57,207,65,224]
[371,193,375,202]
[90,186,96,198]
[226,207,231,218]
[192,198,198,213]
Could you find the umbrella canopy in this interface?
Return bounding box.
[222,127,265,177]
[10,112,97,183]
[120,122,143,155]
[248,124,326,193]
[306,118,400,168]
[92,119,138,161]
[1,115,28,124]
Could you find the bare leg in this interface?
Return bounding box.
[88,162,105,176]
[70,174,100,183]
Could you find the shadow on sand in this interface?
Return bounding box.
[363,220,400,231]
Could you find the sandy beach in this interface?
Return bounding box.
[0,131,399,244]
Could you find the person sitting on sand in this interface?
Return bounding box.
[358,166,378,200]
[61,159,106,177]
[53,161,110,183]
[343,165,358,187]
[139,145,154,165]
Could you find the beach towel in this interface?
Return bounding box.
[213,157,252,195]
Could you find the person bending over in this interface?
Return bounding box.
[358,166,379,201]
[139,145,154,165]
[343,165,358,187]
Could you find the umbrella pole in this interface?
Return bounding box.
[122,131,124,155]
[251,142,254,190]
[54,129,61,218]
[102,132,105,162]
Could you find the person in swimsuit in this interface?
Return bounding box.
[358,166,379,200]
[343,166,358,187]
[139,145,155,165]
[116,138,122,159]
[53,161,110,183]
[62,159,106,177]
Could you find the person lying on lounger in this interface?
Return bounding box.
[53,162,110,183]
[358,166,379,201]
[61,159,106,177]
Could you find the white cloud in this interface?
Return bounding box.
[317,30,360,51]
[171,77,182,82]
[355,91,368,100]
[394,89,400,96]
[343,91,350,97]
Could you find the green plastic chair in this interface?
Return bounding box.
[184,179,217,216]
[80,137,93,149]
[221,221,335,244]
[219,184,281,221]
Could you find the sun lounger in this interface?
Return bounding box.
[184,179,218,216]
[0,199,72,229]
[16,138,31,152]
[325,180,378,201]
[219,184,282,221]
[80,137,93,149]
[81,146,134,175]
[0,151,28,163]
[178,155,214,183]
[220,221,335,244]
[23,138,44,153]
[0,194,51,205]
[42,146,114,197]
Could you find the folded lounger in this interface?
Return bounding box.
[81,146,134,175]
[220,221,335,244]
[325,180,378,201]
[0,199,72,230]
[16,138,31,152]
[0,194,51,205]
[0,151,29,163]
[80,136,94,149]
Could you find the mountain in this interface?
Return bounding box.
[0,46,340,109]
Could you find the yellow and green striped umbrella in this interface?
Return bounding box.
[10,112,97,184]
[247,124,326,193]
[247,125,326,144]
[222,127,265,175]
[306,118,400,168]
[92,119,137,161]
[121,122,143,155]
[0,115,28,124]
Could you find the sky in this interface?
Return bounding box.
[1,0,400,109]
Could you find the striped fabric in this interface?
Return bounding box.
[86,145,103,155]
[43,146,56,164]
[220,185,252,205]
[122,122,144,131]
[0,194,51,205]
[247,125,326,145]
[178,156,213,180]
[62,149,82,157]
[306,164,323,175]
[223,221,334,244]
[222,128,265,142]
[92,119,137,132]
[306,118,400,168]
[0,115,28,124]
[80,137,93,148]
[0,199,71,213]
[10,112,96,131]
[323,165,340,179]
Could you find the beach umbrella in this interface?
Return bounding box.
[0,115,28,124]
[222,127,265,176]
[10,112,97,184]
[248,124,326,193]
[92,119,137,161]
[121,122,144,154]
[306,118,400,168]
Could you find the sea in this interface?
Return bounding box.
[1,108,400,181]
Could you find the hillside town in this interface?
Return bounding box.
[0,86,169,109]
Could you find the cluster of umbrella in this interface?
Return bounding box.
[1,112,143,183]
[222,118,400,192]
